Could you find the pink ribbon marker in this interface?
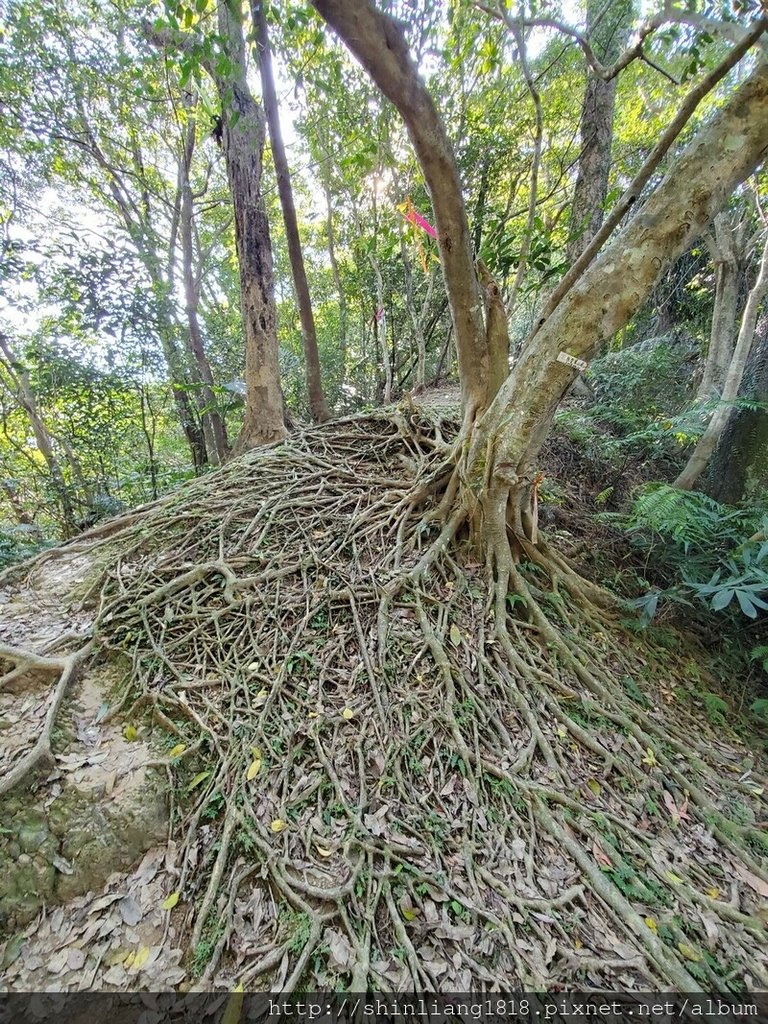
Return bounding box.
[406,207,437,239]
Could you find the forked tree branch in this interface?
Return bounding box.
[528,18,768,342]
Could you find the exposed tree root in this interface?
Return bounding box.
[0,642,91,797]
[2,409,766,991]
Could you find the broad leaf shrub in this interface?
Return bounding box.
[611,483,768,717]
[616,483,768,618]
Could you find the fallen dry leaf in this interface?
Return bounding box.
[732,861,768,898]
[592,840,612,869]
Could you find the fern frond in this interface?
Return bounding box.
[628,484,764,553]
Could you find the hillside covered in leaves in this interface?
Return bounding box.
[1,0,767,999]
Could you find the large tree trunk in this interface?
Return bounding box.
[252,0,331,424]
[467,61,768,537]
[707,312,768,503]
[675,227,768,490]
[313,0,768,546]
[145,12,284,452]
[312,0,490,422]
[215,0,286,451]
[179,115,230,464]
[564,0,631,397]
[566,0,632,264]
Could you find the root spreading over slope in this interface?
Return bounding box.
[2,405,767,991]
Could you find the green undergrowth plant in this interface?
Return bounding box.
[0,524,53,570]
[588,342,695,422]
[613,483,768,620]
[554,344,699,483]
[610,484,768,726]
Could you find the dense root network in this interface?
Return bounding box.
[2,405,767,991]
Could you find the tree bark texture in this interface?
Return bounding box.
[566,0,632,264]
[312,0,490,420]
[696,212,746,401]
[675,227,768,490]
[216,0,286,451]
[252,0,331,424]
[467,58,768,528]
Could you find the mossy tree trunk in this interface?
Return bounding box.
[707,312,768,502]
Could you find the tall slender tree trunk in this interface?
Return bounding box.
[370,254,392,403]
[564,0,631,394]
[179,115,230,464]
[696,213,742,401]
[323,175,348,375]
[167,346,208,473]
[675,228,768,490]
[252,0,330,424]
[566,0,633,264]
[214,0,286,451]
[0,334,77,534]
[398,218,436,391]
[707,312,768,503]
[69,74,208,473]
[137,385,160,501]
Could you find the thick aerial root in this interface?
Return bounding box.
[4,410,766,990]
[0,642,91,797]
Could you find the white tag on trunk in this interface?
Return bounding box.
[557,351,588,372]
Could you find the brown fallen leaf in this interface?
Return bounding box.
[592,840,612,869]
[324,928,355,972]
[67,947,86,971]
[733,862,768,898]
[663,790,690,824]
[118,895,142,926]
